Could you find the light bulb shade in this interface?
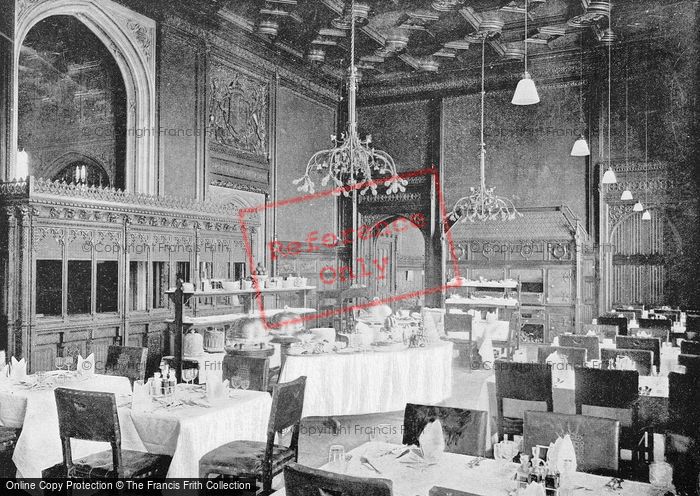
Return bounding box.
[601,166,617,184]
[642,210,651,220]
[620,189,633,201]
[633,201,644,212]
[16,148,29,179]
[512,73,540,105]
[570,135,590,156]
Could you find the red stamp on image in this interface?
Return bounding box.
[238,168,461,330]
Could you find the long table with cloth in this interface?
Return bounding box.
[1,373,271,477]
[271,441,660,496]
[477,369,669,457]
[278,341,453,417]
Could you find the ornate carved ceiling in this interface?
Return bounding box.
[206,0,676,83]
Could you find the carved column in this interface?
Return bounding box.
[2,206,17,356]
[16,205,32,363]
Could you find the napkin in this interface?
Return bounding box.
[616,355,636,371]
[206,372,226,401]
[545,351,569,383]
[418,419,445,463]
[512,349,528,363]
[556,434,578,473]
[131,380,152,412]
[9,356,26,381]
[636,330,651,338]
[486,311,497,322]
[0,350,5,366]
[77,353,95,375]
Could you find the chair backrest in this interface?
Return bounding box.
[580,324,618,340]
[597,316,627,336]
[523,411,620,474]
[574,367,638,428]
[495,361,552,440]
[559,335,601,360]
[222,355,269,391]
[631,327,669,342]
[639,318,672,330]
[536,346,587,367]
[104,345,147,384]
[686,315,700,333]
[615,336,661,370]
[444,312,473,334]
[402,404,488,457]
[616,311,638,322]
[681,340,700,355]
[284,463,392,496]
[678,354,700,374]
[668,372,700,438]
[600,348,653,376]
[54,388,121,475]
[429,487,480,496]
[267,376,306,460]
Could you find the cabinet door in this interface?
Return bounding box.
[546,267,573,304]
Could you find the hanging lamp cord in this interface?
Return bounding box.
[524,0,528,74]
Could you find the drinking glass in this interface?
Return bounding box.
[239,377,250,390]
[182,368,198,386]
[327,445,347,473]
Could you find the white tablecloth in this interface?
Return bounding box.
[279,342,453,417]
[0,373,134,477]
[272,442,659,496]
[124,387,272,477]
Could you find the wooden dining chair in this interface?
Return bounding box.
[523,411,620,475]
[402,404,488,457]
[678,354,700,374]
[104,345,148,385]
[285,462,393,496]
[42,388,171,478]
[199,376,307,494]
[630,327,669,342]
[495,361,553,441]
[443,312,476,369]
[600,348,653,376]
[222,355,270,391]
[536,345,587,367]
[615,336,661,371]
[580,324,618,340]
[573,367,650,474]
[638,318,672,331]
[0,427,21,477]
[597,316,628,336]
[665,372,700,494]
[559,335,600,360]
[680,340,700,356]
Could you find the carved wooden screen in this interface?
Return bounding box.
[610,211,680,307]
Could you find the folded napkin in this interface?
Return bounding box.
[0,350,5,366]
[419,419,445,463]
[131,380,152,412]
[616,355,637,371]
[556,434,578,473]
[486,311,497,322]
[77,353,95,375]
[512,349,528,363]
[546,351,569,383]
[636,330,651,338]
[9,356,26,381]
[206,372,227,401]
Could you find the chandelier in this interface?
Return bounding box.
[293,0,407,197]
[448,35,521,223]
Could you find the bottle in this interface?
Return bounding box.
[516,455,531,486]
[544,462,560,491]
[167,370,177,395]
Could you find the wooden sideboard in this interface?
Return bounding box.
[446,206,596,343]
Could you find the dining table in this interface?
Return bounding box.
[278,341,453,417]
[1,372,272,478]
[271,441,664,496]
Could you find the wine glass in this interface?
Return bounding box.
[182,367,198,386]
[239,377,250,390]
